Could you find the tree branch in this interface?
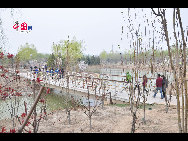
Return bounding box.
[151,8,162,17]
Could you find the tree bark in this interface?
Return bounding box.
[177,8,188,132]
[152,8,182,132]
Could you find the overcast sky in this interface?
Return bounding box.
[1,8,188,56]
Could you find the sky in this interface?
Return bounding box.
[1,8,188,56]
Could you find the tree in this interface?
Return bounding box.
[151,8,188,133]
[52,43,63,69]
[35,53,50,62]
[52,43,62,57]
[0,9,20,52]
[47,53,56,68]
[80,55,100,66]
[99,50,107,62]
[85,55,91,65]
[60,36,84,71]
[16,43,37,63]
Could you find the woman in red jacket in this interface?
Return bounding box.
[142,75,148,93]
[153,74,164,99]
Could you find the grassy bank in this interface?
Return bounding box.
[45,93,66,111]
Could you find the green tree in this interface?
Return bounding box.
[52,43,63,69]
[81,55,100,66]
[85,55,91,65]
[47,53,56,68]
[35,53,50,61]
[16,43,37,63]
[60,36,84,71]
[99,50,107,62]
[52,43,62,58]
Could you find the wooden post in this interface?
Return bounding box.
[18,86,44,133]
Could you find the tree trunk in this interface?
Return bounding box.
[143,94,146,124]
[33,80,37,133]
[177,8,188,133]
[153,8,182,132]
[89,116,92,130]
[68,110,71,124]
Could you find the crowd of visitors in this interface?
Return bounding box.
[30,64,64,79]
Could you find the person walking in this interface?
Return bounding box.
[61,68,64,79]
[52,68,54,77]
[34,67,38,74]
[42,65,45,72]
[161,75,168,98]
[55,68,59,74]
[30,66,33,72]
[45,65,47,71]
[59,69,62,79]
[126,72,131,83]
[142,75,148,93]
[50,68,54,78]
[153,74,164,99]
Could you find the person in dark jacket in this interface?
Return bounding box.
[161,75,168,98]
[58,69,62,79]
[153,74,163,99]
[45,65,47,71]
[51,68,54,77]
[30,66,33,71]
[61,68,64,78]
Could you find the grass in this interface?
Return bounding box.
[138,103,155,109]
[45,93,67,111]
[109,102,155,110]
[45,92,82,112]
[113,103,129,107]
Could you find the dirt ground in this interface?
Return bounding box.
[36,103,178,133]
[0,101,179,133]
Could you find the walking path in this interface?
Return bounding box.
[19,70,180,106]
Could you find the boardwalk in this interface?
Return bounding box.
[19,70,180,106]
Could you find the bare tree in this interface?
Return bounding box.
[83,86,99,130]
[151,8,188,133]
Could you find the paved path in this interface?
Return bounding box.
[19,71,180,106]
